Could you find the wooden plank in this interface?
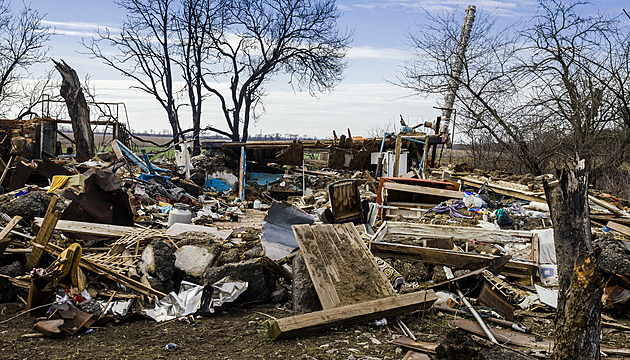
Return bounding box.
[382,221,534,244]
[478,282,514,321]
[606,221,630,238]
[0,216,21,255]
[591,215,630,225]
[453,175,546,203]
[369,241,535,278]
[33,218,136,237]
[451,317,627,355]
[266,289,437,340]
[452,318,552,349]
[292,223,395,310]
[371,222,388,244]
[393,134,402,177]
[421,134,430,176]
[383,182,464,200]
[259,256,293,281]
[393,337,438,354]
[364,170,378,193]
[26,197,60,271]
[590,195,629,217]
[0,156,13,187]
[0,216,21,239]
[530,233,539,264]
[111,140,124,159]
[292,224,339,309]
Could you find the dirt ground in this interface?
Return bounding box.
[2,300,630,359]
[0,302,427,360]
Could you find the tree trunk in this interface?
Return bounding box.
[543,160,602,360]
[52,59,94,162]
[554,252,602,360]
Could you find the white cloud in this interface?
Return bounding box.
[42,20,120,38]
[83,79,441,138]
[342,0,536,17]
[42,20,101,29]
[347,46,408,61]
[52,29,97,38]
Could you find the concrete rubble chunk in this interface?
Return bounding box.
[174,245,214,278]
[203,258,274,303]
[292,252,322,314]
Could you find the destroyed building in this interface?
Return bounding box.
[1,103,630,360]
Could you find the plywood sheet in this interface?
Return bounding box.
[293,223,395,309]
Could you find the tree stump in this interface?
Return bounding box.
[53,59,94,162]
[544,160,603,360]
[554,252,602,360]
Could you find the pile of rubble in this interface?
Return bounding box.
[1,137,630,359]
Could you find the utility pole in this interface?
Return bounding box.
[440,5,476,139]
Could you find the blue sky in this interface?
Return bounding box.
[21,0,628,139]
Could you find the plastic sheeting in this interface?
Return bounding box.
[532,228,556,264]
[143,281,205,322]
[261,203,315,260]
[143,277,248,322]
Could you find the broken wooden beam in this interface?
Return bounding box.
[259,256,293,281]
[374,221,534,244]
[451,175,546,203]
[393,337,438,355]
[589,195,629,218]
[33,218,137,238]
[606,221,630,239]
[591,215,630,225]
[0,215,21,255]
[369,241,535,278]
[266,289,437,340]
[382,181,464,200]
[26,197,60,271]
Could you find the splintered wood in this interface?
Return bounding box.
[0,215,21,255]
[26,196,60,271]
[108,227,172,256]
[292,223,395,309]
[267,289,437,340]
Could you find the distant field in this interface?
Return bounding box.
[60,132,176,160]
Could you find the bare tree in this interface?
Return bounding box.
[402,2,630,358]
[0,0,50,116]
[86,0,350,145]
[12,69,59,119]
[174,0,208,155]
[570,7,630,192]
[199,0,352,142]
[400,1,630,183]
[397,7,552,175]
[173,0,236,153]
[84,0,182,141]
[521,0,627,177]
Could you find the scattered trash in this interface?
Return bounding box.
[0,121,629,359]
